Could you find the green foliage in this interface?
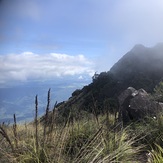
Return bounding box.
[150,143,163,163]
[72,89,81,97]
[64,119,97,157]
[103,98,119,114]
[154,81,163,102]
[73,124,142,163]
[154,81,163,94]
[128,114,163,151]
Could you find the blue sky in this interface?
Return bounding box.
[1,0,163,87]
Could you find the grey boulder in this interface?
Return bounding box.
[118,87,162,123]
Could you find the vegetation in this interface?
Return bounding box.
[0,112,143,163]
[1,82,163,162]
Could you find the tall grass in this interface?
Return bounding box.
[149,143,163,163]
[13,114,18,149]
[0,121,138,162]
[43,88,51,147]
[34,95,38,155]
[1,89,162,162]
[0,116,143,162]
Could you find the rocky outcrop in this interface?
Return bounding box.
[118,87,163,124]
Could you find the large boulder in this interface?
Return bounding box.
[118,87,162,123]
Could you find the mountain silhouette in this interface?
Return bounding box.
[55,43,163,117]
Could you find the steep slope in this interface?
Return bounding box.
[56,43,163,117]
[110,43,163,91]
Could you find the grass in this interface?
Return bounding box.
[149,143,163,163]
[0,112,144,163]
[1,90,163,162]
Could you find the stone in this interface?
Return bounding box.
[118,87,162,124]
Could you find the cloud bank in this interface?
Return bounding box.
[0,52,94,85]
[1,0,163,75]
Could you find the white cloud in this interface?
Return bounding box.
[0,52,95,84]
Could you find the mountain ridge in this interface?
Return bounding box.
[55,43,163,118]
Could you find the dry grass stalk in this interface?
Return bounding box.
[0,125,14,153]
[43,88,51,146]
[13,114,18,149]
[35,95,39,154]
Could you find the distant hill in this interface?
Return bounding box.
[55,43,163,117]
[0,79,88,123]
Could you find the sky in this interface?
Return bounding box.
[1,0,163,87]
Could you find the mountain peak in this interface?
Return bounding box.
[110,43,163,89]
[133,44,145,49]
[131,44,146,53]
[131,43,163,52]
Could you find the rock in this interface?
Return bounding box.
[118,87,162,124]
